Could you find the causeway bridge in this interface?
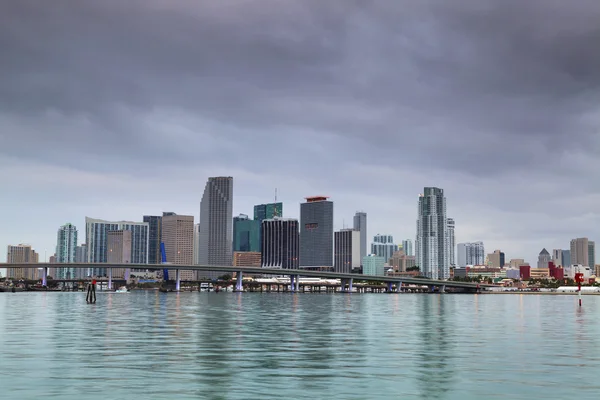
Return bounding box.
[1,263,494,293]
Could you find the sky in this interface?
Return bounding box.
[1,0,600,267]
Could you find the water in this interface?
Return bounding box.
[1,292,599,399]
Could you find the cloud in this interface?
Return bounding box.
[1,0,600,265]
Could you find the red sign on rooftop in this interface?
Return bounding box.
[305,196,329,202]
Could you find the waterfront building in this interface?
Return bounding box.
[457,242,485,267]
[589,241,595,270]
[254,202,283,223]
[233,251,262,268]
[193,223,199,265]
[447,218,455,267]
[334,229,361,274]
[362,254,385,276]
[353,212,367,265]
[388,250,416,272]
[85,217,149,277]
[6,244,39,280]
[107,230,132,279]
[233,214,260,252]
[299,196,333,269]
[198,176,233,279]
[55,223,78,279]
[371,234,398,262]
[402,239,414,257]
[416,187,450,279]
[162,213,195,280]
[487,250,505,269]
[143,215,162,265]
[261,217,299,269]
[570,238,590,267]
[537,248,551,269]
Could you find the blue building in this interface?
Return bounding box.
[233,214,260,252]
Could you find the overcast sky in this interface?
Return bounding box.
[1,0,600,267]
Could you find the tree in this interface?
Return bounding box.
[218,274,232,281]
[407,266,419,272]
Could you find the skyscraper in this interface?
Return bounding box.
[416,187,449,280]
[447,218,455,267]
[56,223,78,279]
[193,223,199,265]
[198,176,233,279]
[561,250,571,268]
[487,249,505,269]
[353,212,367,265]
[456,242,485,267]
[537,248,551,269]
[143,215,162,265]
[371,234,398,262]
[261,217,299,269]
[6,244,39,280]
[334,229,361,274]
[254,202,283,223]
[107,230,132,279]
[570,238,589,267]
[162,213,195,281]
[402,239,414,257]
[589,241,595,270]
[233,214,260,252]
[299,196,333,269]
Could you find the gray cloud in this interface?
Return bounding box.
[1,0,600,264]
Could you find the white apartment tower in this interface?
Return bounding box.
[416,187,449,280]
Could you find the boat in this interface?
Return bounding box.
[115,286,129,293]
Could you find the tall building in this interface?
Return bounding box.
[107,230,132,279]
[552,249,562,266]
[74,244,87,279]
[56,223,78,279]
[537,248,551,269]
[589,241,595,270]
[6,244,39,280]
[261,217,299,269]
[402,239,414,257]
[233,251,262,267]
[85,217,149,277]
[447,218,455,267]
[389,250,416,272]
[487,250,505,269]
[162,213,195,281]
[254,202,283,223]
[143,215,162,265]
[362,254,385,276]
[353,212,367,265]
[198,176,233,279]
[570,238,589,267]
[299,196,334,268]
[416,187,449,279]
[456,242,485,267]
[334,229,361,274]
[233,214,260,252]
[561,250,571,268]
[371,234,398,262]
[193,223,199,265]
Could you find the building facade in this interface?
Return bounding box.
[193,223,199,265]
[162,213,195,281]
[198,176,233,279]
[233,214,260,252]
[299,196,333,268]
[416,187,449,279]
[402,239,414,257]
[561,250,571,268]
[254,202,283,223]
[589,241,595,270]
[233,251,262,268]
[334,229,361,274]
[261,218,299,269]
[6,244,39,280]
[143,215,162,265]
[570,238,589,267]
[447,218,455,267]
[389,250,416,272]
[371,234,398,262]
[107,230,132,279]
[362,254,385,276]
[353,212,367,265]
[537,248,551,269]
[487,250,505,269]
[55,223,78,279]
[457,242,485,267]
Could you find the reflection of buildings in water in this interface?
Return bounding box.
[416,295,456,399]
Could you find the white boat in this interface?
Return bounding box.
[115,286,129,293]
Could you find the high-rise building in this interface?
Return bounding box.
[416,187,449,279]
[107,230,132,279]
[198,176,233,279]
[143,215,162,265]
[362,254,385,276]
[299,196,333,269]
[447,218,455,267]
[233,214,260,252]
[389,250,417,272]
[487,250,505,269]
[55,223,78,279]
[334,229,361,274]
[371,234,398,262]
[162,213,195,281]
[6,244,39,280]
[552,249,562,266]
[193,223,199,265]
[353,212,367,265]
[570,238,589,267]
[456,242,485,267]
[85,217,149,277]
[254,202,283,223]
[537,248,551,269]
[261,217,299,269]
[402,239,414,257]
[589,241,595,270]
[561,250,571,268]
[75,244,87,279]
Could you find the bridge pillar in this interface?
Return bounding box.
[236,271,243,292]
[175,269,180,291]
[108,268,113,290]
[289,275,295,292]
[348,278,353,293]
[294,275,300,292]
[397,281,402,292]
[441,285,446,293]
[387,281,393,292]
[42,267,48,287]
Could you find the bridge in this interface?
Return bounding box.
[0,263,494,293]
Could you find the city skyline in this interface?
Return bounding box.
[2,2,600,268]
